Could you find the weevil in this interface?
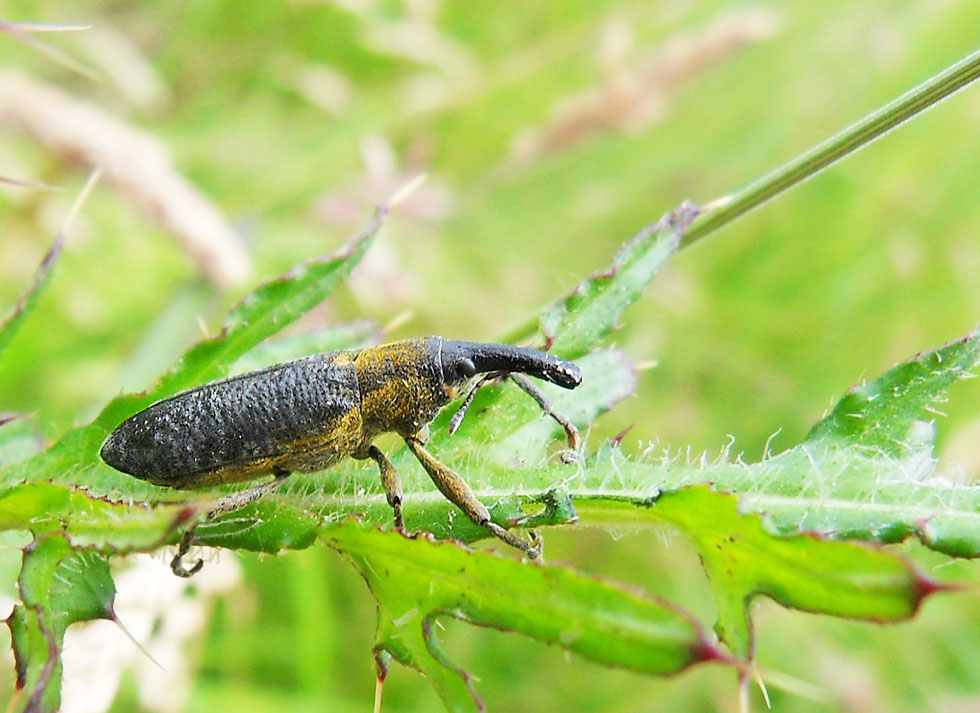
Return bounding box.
[100,337,582,576]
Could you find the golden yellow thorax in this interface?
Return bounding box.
[354,338,450,438]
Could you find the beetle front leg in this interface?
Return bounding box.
[404,436,542,559]
[367,445,404,530]
[506,372,580,457]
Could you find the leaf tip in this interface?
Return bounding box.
[914,573,962,606]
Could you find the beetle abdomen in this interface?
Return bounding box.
[100,352,363,488]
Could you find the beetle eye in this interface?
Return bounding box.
[459,358,477,378]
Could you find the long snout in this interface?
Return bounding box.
[442,341,582,389]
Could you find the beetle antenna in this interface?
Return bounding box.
[449,373,497,434]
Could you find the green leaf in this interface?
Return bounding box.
[193,486,575,555]
[192,499,321,554]
[0,481,188,552]
[325,521,726,713]
[537,201,699,359]
[276,323,980,664]
[0,171,99,362]
[709,325,980,556]
[0,227,62,361]
[578,487,942,658]
[297,468,943,663]
[805,325,980,455]
[8,215,380,491]
[0,415,43,467]
[8,533,115,713]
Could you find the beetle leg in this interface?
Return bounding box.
[171,470,291,578]
[367,445,404,530]
[404,436,542,559]
[506,372,580,458]
[171,530,204,578]
[448,373,497,434]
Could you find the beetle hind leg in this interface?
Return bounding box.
[171,530,205,578]
[171,469,291,578]
[404,436,542,559]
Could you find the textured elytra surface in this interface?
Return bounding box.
[100,352,362,487]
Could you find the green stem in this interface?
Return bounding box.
[503,48,980,348]
[682,46,980,246]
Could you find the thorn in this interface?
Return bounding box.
[701,194,734,212]
[632,360,659,371]
[382,310,413,335]
[373,650,391,713]
[753,664,771,709]
[916,573,963,602]
[0,412,25,427]
[196,315,211,338]
[387,173,427,209]
[373,676,384,713]
[0,21,92,32]
[0,175,63,191]
[112,613,164,672]
[61,168,101,237]
[755,665,832,703]
[611,423,635,447]
[738,672,750,713]
[5,686,22,713]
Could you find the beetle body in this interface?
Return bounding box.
[101,336,582,574]
[101,350,361,488]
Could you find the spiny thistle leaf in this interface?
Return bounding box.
[8,534,115,713]
[325,522,727,713]
[806,325,980,456]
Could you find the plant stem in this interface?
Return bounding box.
[682,46,980,246]
[505,47,980,347]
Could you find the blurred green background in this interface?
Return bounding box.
[2,1,980,711]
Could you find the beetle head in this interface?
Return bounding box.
[439,340,582,389]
